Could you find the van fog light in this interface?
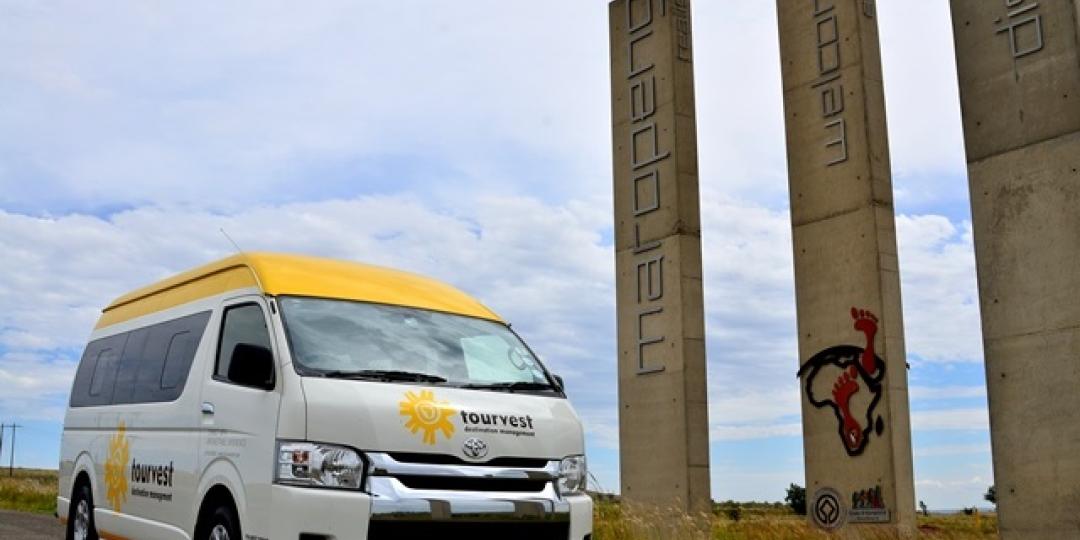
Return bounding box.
[275,441,365,490]
[558,455,587,496]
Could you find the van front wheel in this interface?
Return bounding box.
[66,483,99,540]
[204,504,241,540]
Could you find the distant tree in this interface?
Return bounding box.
[963,507,976,516]
[725,504,743,522]
[919,500,929,517]
[984,485,996,505]
[785,483,807,515]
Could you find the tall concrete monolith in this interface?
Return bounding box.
[776,0,916,533]
[609,0,711,513]
[949,1,1080,536]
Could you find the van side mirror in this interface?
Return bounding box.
[228,343,275,390]
[553,374,565,392]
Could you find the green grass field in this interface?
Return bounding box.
[0,468,57,515]
[0,469,997,538]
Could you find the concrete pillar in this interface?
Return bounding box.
[949,1,1080,536]
[609,0,711,513]
[776,0,916,533]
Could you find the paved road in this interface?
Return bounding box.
[0,509,62,539]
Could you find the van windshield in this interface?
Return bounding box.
[278,297,557,391]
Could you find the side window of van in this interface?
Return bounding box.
[111,328,150,404]
[161,331,196,389]
[89,347,121,397]
[70,333,128,407]
[216,304,275,390]
[70,311,211,407]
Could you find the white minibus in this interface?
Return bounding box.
[58,252,592,540]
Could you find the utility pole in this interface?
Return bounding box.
[0,424,5,468]
[8,424,20,477]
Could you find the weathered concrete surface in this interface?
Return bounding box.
[777,0,916,534]
[609,0,711,513]
[950,2,1080,536]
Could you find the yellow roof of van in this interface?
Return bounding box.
[97,252,503,329]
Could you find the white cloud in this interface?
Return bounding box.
[911,408,990,432]
[915,443,991,458]
[577,407,620,451]
[709,466,806,503]
[0,351,76,421]
[916,476,991,489]
[877,0,968,180]
[1,1,971,214]
[909,385,987,401]
[711,423,802,442]
[0,1,613,209]
[896,215,984,363]
[914,473,996,511]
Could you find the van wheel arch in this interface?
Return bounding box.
[195,485,241,540]
[69,452,97,497]
[73,470,91,492]
[66,472,98,540]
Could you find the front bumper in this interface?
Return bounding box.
[367,452,591,539]
[267,453,592,540]
[269,484,373,539]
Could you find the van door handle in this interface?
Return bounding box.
[201,402,215,415]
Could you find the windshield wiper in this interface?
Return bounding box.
[320,369,448,383]
[459,381,557,392]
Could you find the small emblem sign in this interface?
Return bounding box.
[811,487,846,530]
[849,485,890,523]
[462,437,488,460]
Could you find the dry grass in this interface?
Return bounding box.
[593,500,998,540]
[0,468,57,515]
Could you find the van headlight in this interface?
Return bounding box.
[275,441,365,490]
[557,455,587,496]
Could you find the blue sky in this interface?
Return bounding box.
[0,1,992,510]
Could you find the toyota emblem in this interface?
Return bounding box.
[462,437,489,460]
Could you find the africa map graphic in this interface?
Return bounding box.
[797,308,886,456]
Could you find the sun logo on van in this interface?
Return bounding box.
[104,422,130,512]
[399,390,456,445]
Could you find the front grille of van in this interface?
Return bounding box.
[367,452,560,494]
[387,452,550,469]
[367,520,570,540]
[393,474,549,492]
[366,452,575,529]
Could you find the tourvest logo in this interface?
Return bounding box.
[104,422,130,512]
[399,390,456,445]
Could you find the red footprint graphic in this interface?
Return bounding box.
[799,307,888,456]
[832,365,864,452]
[851,307,879,375]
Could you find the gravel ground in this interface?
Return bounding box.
[0,509,62,539]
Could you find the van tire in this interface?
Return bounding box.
[202,503,241,540]
[66,482,99,540]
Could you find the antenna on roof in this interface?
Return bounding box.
[220,228,244,255]
[219,228,268,299]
